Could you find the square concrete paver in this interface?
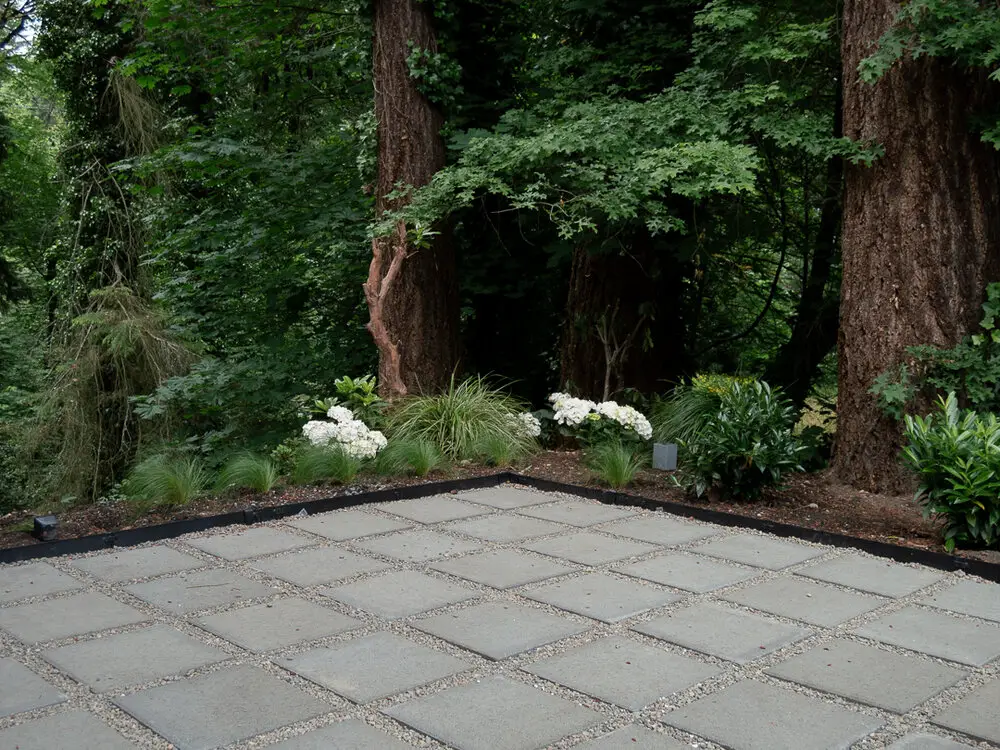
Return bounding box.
[616,551,758,592]
[0,592,147,643]
[323,570,476,619]
[0,562,81,603]
[414,601,586,659]
[353,528,481,562]
[115,665,330,750]
[385,675,602,750]
[798,554,944,597]
[443,514,566,542]
[694,534,823,570]
[286,509,411,541]
[518,500,637,527]
[888,734,977,749]
[383,496,488,524]
[663,679,882,750]
[768,639,969,713]
[525,636,720,710]
[635,602,811,663]
[279,631,468,703]
[185,527,315,560]
[457,486,552,509]
[126,568,275,614]
[855,606,1000,666]
[722,577,885,627]
[524,572,680,622]
[268,718,414,749]
[0,710,136,750]
[431,549,573,589]
[197,598,360,652]
[933,679,1000,744]
[600,515,721,546]
[42,624,227,693]
[0,658,65,717]
[524,531,659,566]
[574,725,690,749]
[69,545,204,582]
[250,546,390,587]
[920,580,1000,623]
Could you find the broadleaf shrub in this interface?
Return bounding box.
[651,374,753,444]
[903,393,1000,552]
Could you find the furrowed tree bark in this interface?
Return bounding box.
[367,0,459,398]
[836,0,1000,491]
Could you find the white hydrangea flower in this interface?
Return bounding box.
[302,413,387,458]
[326,405,355,423]
[596,401,653,440]
[508,412,541,438]
[549,393,598,426]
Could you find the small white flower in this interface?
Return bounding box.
[326,405,355,423]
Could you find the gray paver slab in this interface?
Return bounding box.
[126,568,276,614]
[184,526,315,560]
[518,500,637,527]
[0,710,136,750]
[600,515,721,546]
[573,725,690,750]
[114,665,330,750]
[523,531,659,566]
[382,495,488,523]
[430,549,574,589]
[279,631,468,702]
[322,569,476,619]
[443,514,567,542]
[250,545,390,587]
[268,719,414,749]
[42,624,227,693]
[0,562,82,603]
[414,601,586,659]
[722,576,885,627]
[920,579,1000,623]
[855,606,1000,666]
[457,486,553,509]
[0,592,147,643]
[69,546,204,582]
[798,553,944,597]
[933,679,1000,744]
[663,679,882,750]
[197,597,360,652]
[525,636,720,710]
[0,658,65,717]
[888,734,976,749]
[767,639,968,713]
[616,551,758,592]
[352,528,481,562]
[634,602,812,663]
[286,509,411,541]
[385,675,602,750]
[694,533,823,570]
[523,572,681,623]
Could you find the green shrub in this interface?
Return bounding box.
[903,393,1000,552]
[292,444,362,485]
[124,454,208,508]
[676,380,803,500]
[375,438,446,477]
[385,375,536,459]
[585,441,649,488]
[651,374,753,444]
[218,453,279,493]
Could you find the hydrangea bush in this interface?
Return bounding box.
[302,404,387,459]
[545,392,652,444]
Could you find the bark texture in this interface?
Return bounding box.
[836,0,1000,490]
[367,0,459,397]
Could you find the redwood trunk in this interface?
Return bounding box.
[367,0,459,397]
[836,0,1000,490]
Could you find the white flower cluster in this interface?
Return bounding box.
[301,405,387,459]
[596,401,653,440]
[548,392,652,440]
[509,412,542,438]
[549,392,598,427]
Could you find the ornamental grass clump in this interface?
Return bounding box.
[217,453,280,493]
[375,438,447,477]
[585,441,649,488]
[292,444,363,485]
[124,454,208,508]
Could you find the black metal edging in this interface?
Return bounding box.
[0,473,509,565]
[506,474,1000,584]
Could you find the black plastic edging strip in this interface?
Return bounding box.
[0,473,508,565]
[506,474,1000,584]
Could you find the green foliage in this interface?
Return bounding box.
[585,441,649,489]
[676,380,803,499]
[314,375,385,427]
[903,393,1000,552]
[475,433,531,468]
[870,364,917,420]
[292,445,362,486]
[217,453,279,493]
[124,454,208,508]
[375,438,446,478]
[652,374,753,443]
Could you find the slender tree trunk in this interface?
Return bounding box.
[835,0,1000,491]
[367,0,459,397]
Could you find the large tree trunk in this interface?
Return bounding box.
[366,0,459,397]
[835,0,1000,491]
